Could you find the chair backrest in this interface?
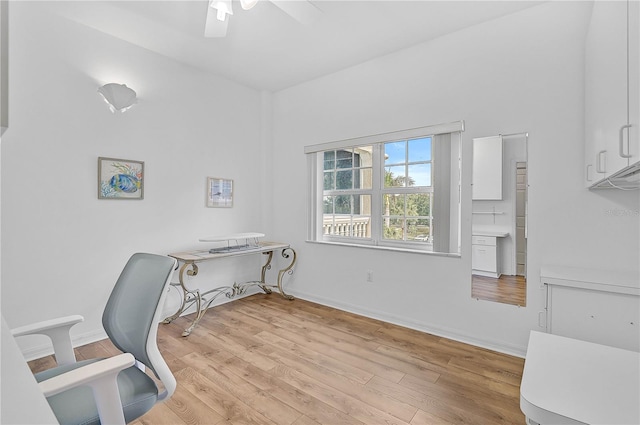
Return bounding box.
[102,253,177,398]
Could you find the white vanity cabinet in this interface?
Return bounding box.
[472,235,502,278]
[584,0,639,187]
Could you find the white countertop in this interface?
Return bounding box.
[472,227,510,237]
[540,265,640,295]
[520,331,640,425]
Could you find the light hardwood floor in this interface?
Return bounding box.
[472,274,526,307]
[29,294,525,425]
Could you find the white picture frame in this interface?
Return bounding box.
[207,177,233,207]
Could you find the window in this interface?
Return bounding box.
[323,147,372,238]
[306,121,463,254]
[382,137,433,244]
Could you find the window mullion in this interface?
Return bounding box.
[369,143,383,244]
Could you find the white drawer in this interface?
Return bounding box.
[472,235,497,246]
[472,244,497,272]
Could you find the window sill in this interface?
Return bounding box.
[305,240,461,258]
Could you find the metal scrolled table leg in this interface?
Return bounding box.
[259,251,274,294]
[277,247,296,300]
[162,261,204,336]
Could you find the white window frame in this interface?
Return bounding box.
[306,121,464,254]
[321,145,375,242]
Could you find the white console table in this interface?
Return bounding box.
[521,331,640,425]
[164,240,296,336]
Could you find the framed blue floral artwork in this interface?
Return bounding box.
[98,157,144,200]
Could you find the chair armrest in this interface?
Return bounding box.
[11,315,84,366]
[39,353,135,425]
[39,353,135,396]
[10,315,84,337]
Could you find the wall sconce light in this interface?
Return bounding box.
[97,83,137,113]
[210,0,233,21]
[240,0,259,10]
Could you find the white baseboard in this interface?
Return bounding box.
[21,328,109,362]
[21,286,263,362]
[288,289,527,358]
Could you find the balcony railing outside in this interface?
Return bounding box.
[323,215,370,238]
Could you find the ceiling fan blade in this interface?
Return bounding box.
[204,3,229,37]
[270,0,321,25]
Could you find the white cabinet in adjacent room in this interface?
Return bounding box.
[472,136,503,200]
[585,0,639,187]
[472,235,500,278]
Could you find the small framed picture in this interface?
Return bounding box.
[98,157,144,200]
[207,177,233,207]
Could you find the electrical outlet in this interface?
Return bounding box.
[366,270,374,283]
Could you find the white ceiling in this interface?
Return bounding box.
[51,0,542,92]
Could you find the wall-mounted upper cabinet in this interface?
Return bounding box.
[473,135,503,200]
[585,0,639,189]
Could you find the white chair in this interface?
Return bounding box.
[11,253,178,425]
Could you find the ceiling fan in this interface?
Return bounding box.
[204,0,321,37]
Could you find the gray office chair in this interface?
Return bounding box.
[11,253,178,425]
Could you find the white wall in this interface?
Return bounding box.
[1,3,273,358]
[272,2,640,355]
